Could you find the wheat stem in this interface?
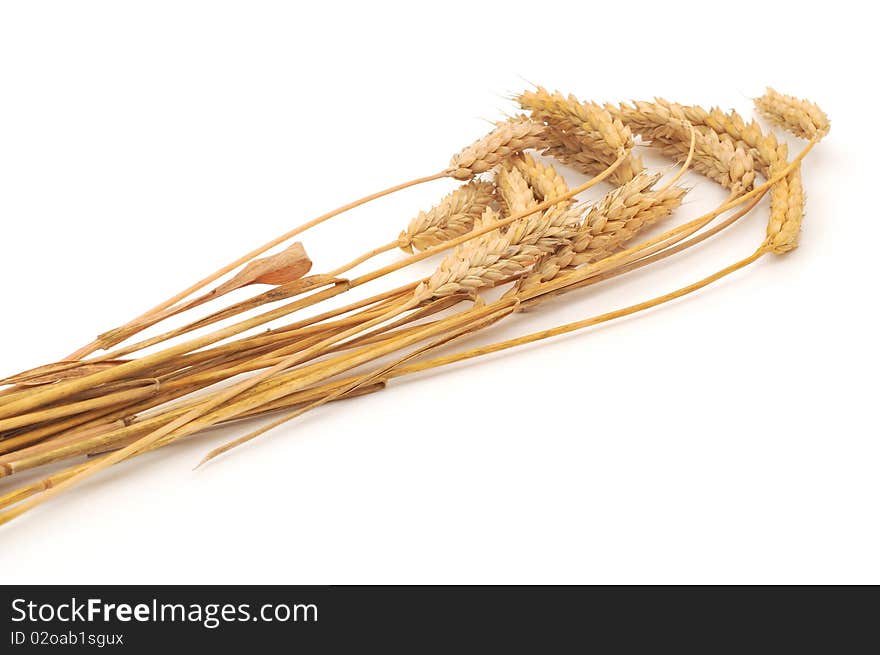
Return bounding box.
[390,248,766,379]
[196,299,519,466]
[327,240,400,277]
[65,172,448,361]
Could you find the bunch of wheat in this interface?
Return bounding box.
[0,87,829,525]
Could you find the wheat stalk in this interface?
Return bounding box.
[0,147,632,520]
[88,120,561,361]
[0,149,627,425]
[62,114,548,361]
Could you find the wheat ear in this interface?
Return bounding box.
[702,92,829,254]
[446,115,548,180]
[754,89,829,253]
[397,180,496,253]
[612,101,755,195]
[518,87,643,185]
[755,87,831,141]
[669,104,796,253]
[514,172,687,293]
[415,199,580,300]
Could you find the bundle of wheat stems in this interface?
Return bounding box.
[0,87,829,525]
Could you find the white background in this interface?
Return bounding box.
[0,1,876,584]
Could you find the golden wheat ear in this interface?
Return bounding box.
[753,90,829,254]
[397,181,496,254]
[517,87,643,186]
[755,88,830,141]
[446,115,548,180]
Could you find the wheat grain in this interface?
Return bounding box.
[509,153,571,207]
[398,181,496,253]
[496,163,538,215]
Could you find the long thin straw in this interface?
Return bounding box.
[0,151,629,422]
[65,172,448,360]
